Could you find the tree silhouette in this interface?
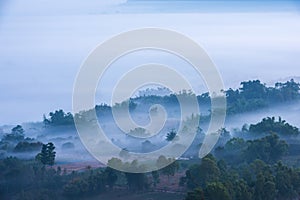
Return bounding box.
[36,142,56,166]
[166,130,177,141]
[2,125,25,141]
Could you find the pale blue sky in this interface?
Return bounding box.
[0,0,300,124]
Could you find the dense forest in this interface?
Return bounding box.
[39,79,300,127]
[1,79,300,199]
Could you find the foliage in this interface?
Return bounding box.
[63,172,106,197]
[216,133,288,164]
[2,125,25,142]
[14,141,43,152]
[249,116,299,136]
[36,142,56,166]
[226,79,300,114]
[183,154,300,200]
[107,158,149,191]
[185,154,220,189]
[185,188,204,200]
[244,133,288,163]
[43,109,74,126]
[166,130,177,142]
[204,182,231,200]
[0,157,64,199]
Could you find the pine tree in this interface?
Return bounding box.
[47,142,56,166]
[36,142,56,166]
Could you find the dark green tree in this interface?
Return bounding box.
[185,187,205,200]
[204,182,230,200]
[47,142,56,166]
[2,125,25,141]
[185,154,220,189]
[166,130,177,141]
[244,133,288,163]
[36,142,56,166]
[44,109,74,126]
[249,116,299,136]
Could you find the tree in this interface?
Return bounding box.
[185,187,205,200]
[125,172,148,191]
[47,143,56,166]
[63,172,106,197]
[36,142,56,166]
[234,180,253,200]
[244,133,288,163]
[185,154,220,189]
[275,161,299,199]
[11,125,24,136]
[151,170,160,187]
[2,125,25,142]
[249,116,299,136]
[204,182,230,200]
[166,130,177,141]
[252,171,276,200]
[275,79,300,101]
[240,80,267,99]
[14,141,43,152]
[103,167,118,189]
[44,109,74,126]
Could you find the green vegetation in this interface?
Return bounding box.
[166,130,177,141]
[48,79,300,128]
[0,125,42,153]
[14,141,43,152]
[43,109,74,126]
[2,125,25,142]
[35,142,56,166]
[215,133,289,164]
[249,116,299,136]
[183,155,300,200]
[1,79,300,199]
[1,117,300,199]
[226,79,300,114]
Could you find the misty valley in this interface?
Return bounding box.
[1,79,300,199]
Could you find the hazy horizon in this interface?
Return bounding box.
[1,0,300,125]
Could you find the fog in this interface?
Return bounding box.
[0,0,300,125]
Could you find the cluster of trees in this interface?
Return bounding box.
[0,149,181,199]
[249,116,299,136]
[0,156,63,199]
[212,116,299,164]
[182,154,300,200]
[107,156,179,191]
[45,79,300,128]
[14,141,43,152]
[215,133,289,164]
[43,109,74,126]
[63,167,116,197]
[0,129,299,199]
[226,79,300,114]
[1,125,25,142]
[138,87,172,97]
[183,117,300,199]
[131,79,300,116]
[0,125,43,154]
